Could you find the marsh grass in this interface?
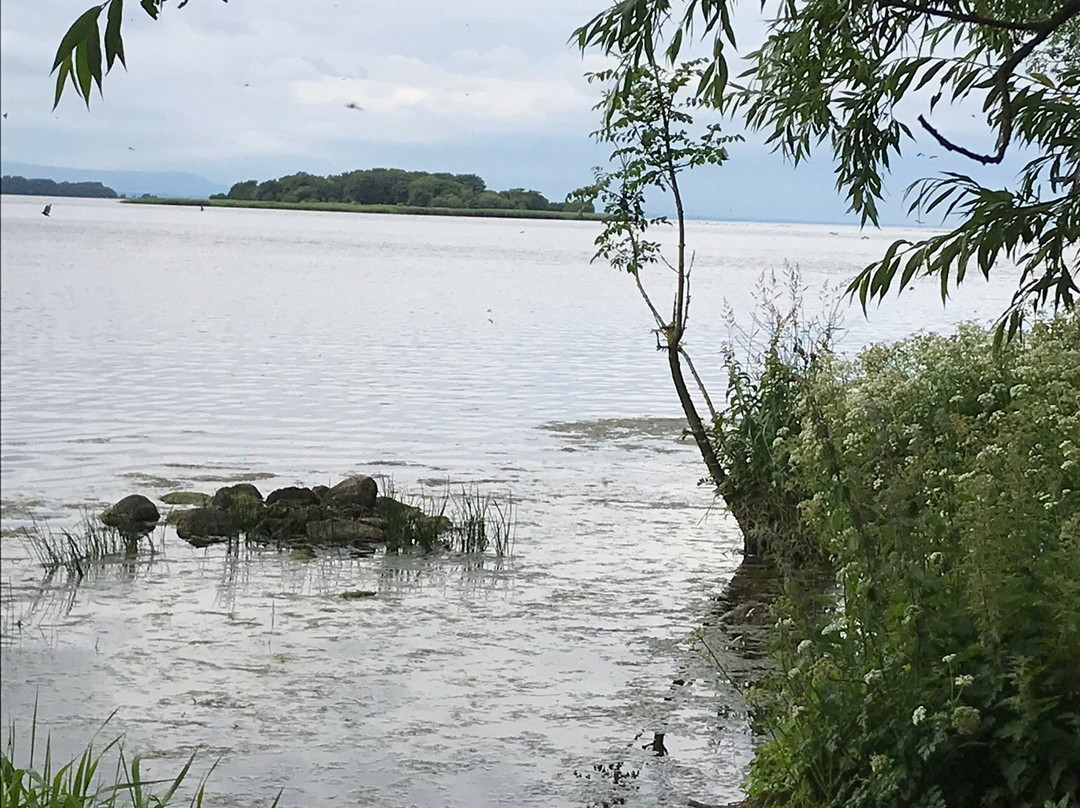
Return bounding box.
[2,705,218,808]
[17,512,161,579]
[447,487,516,556]
[379,480,516,556]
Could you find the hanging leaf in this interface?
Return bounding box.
[105,0,125,71]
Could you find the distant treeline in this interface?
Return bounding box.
[1,175,119,198]
[212,168,594,213]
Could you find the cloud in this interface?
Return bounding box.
[288,50,600,144]
[0,0,610,178]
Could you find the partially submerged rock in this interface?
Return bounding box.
[265,486,318,507]
[211,483,263,509]
[101,494,159,535]
[305,517,384,543]
[161,491,212,506]
[151,474,460,555]
[212,483,265,531]
[323,475,378,513]
[340,589,377,600]
[175,507,234,544]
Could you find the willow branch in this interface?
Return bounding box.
[917,0,1079,163]
[877,0,1049,31]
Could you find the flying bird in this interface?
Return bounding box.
[41,204,52,217]
[345,102,364,111]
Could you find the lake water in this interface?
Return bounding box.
[0,196,1014,806]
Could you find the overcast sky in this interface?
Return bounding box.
[0,0,1023,223]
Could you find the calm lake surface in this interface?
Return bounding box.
[1,196,1014,806]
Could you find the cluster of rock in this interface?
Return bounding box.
[101,475,450,552]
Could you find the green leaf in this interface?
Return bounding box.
[86,19,104,94]
[53,55,73,110]
[141,0,161,20]
[105,0,125,71]
[74,41,93,105]
[51,5,102,72]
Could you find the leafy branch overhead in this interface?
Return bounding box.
[51,0,225,109]
[577,0,1080,342]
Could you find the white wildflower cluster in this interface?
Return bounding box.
[863,669,883,685]
[797,639,814,656]
[912,705,927,726]
[954,674,974,688]
[941,653,957,665]
[821,616,847,636]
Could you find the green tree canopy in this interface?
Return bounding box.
[577,0,1079,342]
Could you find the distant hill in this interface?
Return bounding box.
[0,161,226,199]
[1,175,118,198]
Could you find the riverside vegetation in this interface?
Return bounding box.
[2,707,281,807]
[730,313,1079,807]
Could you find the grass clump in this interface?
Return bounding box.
[445,487,516,556]
[377,482,516,556]
[743,313,1080,808]
[17,513,157,579]
[2,708,213,808]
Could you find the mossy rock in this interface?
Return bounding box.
[211,483,266,532]
[161,491,212,506]
[176,507,234,543]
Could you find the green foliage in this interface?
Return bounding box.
[709,269,838,561]
[746,313,1080,808]
[583,57,739,492]
[577,0,1080,341]
[1,176,118,198]
[1,709,218,808]
[218,168,562,212]
[51,0,227,109]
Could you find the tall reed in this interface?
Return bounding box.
[17,512,158,579]
[2,706,214,808]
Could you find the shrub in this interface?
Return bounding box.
[709,268,839,562]
[746,314,1080,807]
